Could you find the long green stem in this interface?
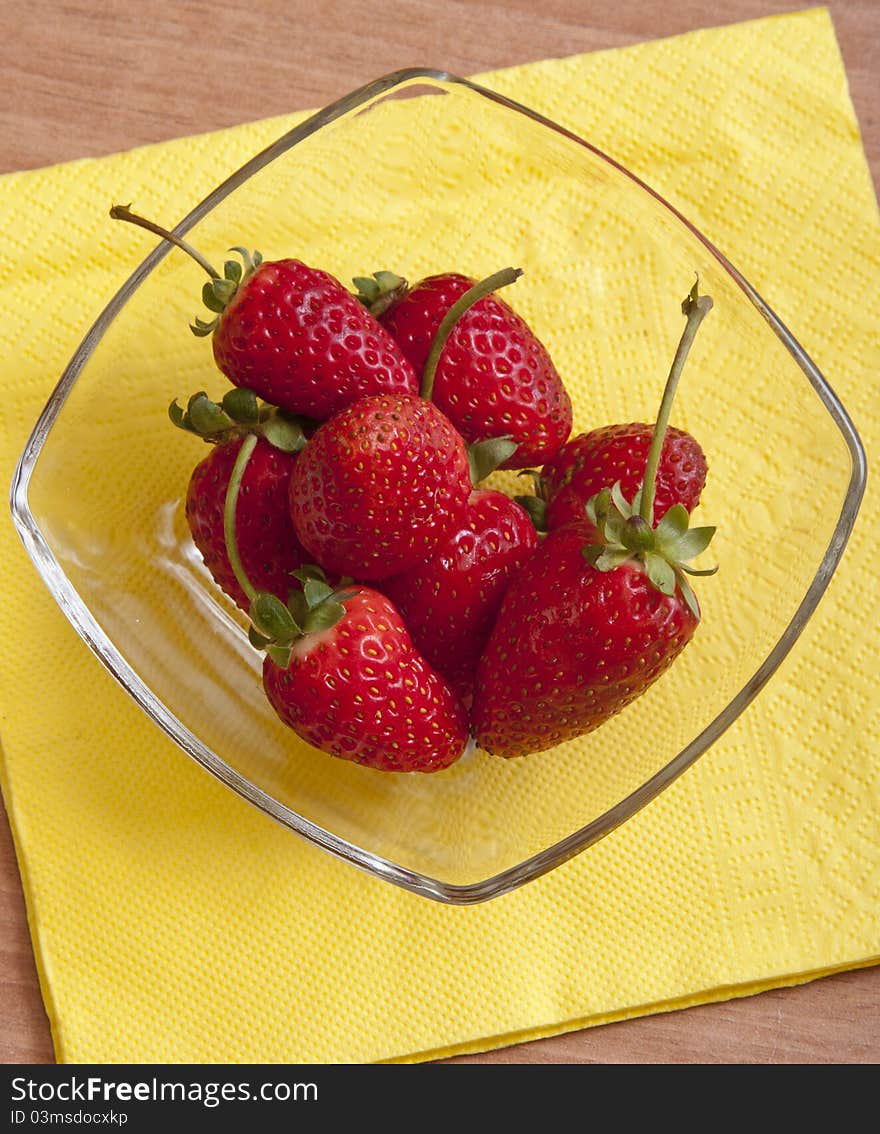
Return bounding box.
[109,203,221,279]
[420,267,523,400]
[640,280,714,525]
[224,433,259,603]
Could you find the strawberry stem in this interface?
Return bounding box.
[420,267,523,400]
[223,432,259,603]
[109,203,221,279]
[639,279,713,526]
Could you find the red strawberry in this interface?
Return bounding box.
[112,205,418,419]
[186,437,303,610]
[288,392,472,580]
[261,580,469,773]
[472,281,717,758]
[217,444,470,773]
[471,516,705,758]
[171,388,312,610]
[211,258,419,419]
[358,270,572,468]
[532,422,708,533]
[378,487,538,700]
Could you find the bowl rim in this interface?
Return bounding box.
[8,67,868,905]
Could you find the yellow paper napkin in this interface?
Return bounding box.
[1,8,878,1064]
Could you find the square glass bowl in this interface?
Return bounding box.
[10,69,866,904]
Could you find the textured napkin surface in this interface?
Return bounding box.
[1,8,878,1063]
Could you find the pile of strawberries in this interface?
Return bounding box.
[114,206,717,774]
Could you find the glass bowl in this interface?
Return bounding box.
[10,68,867,904]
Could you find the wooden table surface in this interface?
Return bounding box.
[1,0,878,1066]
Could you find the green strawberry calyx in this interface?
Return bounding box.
[223,432,359,668]
[467,435,519,484]
[169,387,311,453]
[246,566,360,670]
[352,271,410,316]
[190,246,263,337]
[109,203,261,337]
[583,483,716,618]
[582,277,717,619]
[513,470,549,530]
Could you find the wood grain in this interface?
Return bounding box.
[1,0,878,1066]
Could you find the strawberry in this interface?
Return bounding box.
[219,446,469,773]
[288,391,472,580]
[112,205,418,419]
[378,483,539,701]
[524,422,708,534]
[357,269,572,468]
[171,388,312,610]
[472,282,717,758]
[260,577,469,773]
[471,520,702,757]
